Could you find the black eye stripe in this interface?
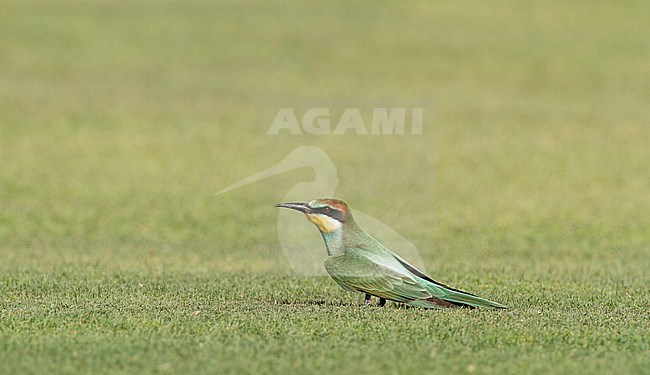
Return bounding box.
[313,206,345,223]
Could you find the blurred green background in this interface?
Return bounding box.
[1,1,649,373]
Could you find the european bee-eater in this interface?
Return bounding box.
[276,198,506,309]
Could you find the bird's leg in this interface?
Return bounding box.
[364,293,372,305]
[378,298,386,307]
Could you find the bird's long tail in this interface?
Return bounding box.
[391,252,506,309]
[416,277,506,309]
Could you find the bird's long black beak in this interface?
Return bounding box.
[275,202,311,213]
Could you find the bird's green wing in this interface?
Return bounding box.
[324,248,431,303]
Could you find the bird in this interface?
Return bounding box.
[275,198,506,309]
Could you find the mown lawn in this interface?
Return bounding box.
[1,1,649,374]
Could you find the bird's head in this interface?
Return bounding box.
[275,198,350,233]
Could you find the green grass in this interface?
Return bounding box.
[1,0,649,373]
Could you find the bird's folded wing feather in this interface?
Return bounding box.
[324,248,431,302]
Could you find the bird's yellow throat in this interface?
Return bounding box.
[306,214,341,233]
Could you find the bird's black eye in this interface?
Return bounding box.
[322,207,331,214]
